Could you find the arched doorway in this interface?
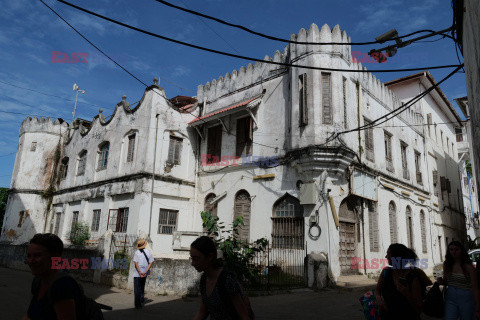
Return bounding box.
[338,197,357,275]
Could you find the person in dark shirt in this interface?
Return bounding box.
[22,233,80,320]
[190,236,251,320]
[375,244,430,320]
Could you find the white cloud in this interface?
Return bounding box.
[172,65,191,77]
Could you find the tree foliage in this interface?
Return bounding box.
[201,211,268,283]
[69,222,91,246]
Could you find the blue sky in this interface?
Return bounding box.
[0,0,466,188]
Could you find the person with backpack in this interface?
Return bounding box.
[190,236,253,320]
[133,239,154,309]
[437,241,480,320]
[22,233,82,320]
[374,243,431,320]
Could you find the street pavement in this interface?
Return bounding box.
[0,267,398,319]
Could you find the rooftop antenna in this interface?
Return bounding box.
[72,83,85,123]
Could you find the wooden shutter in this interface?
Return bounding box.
[299,73,308,126]
[236,117,252,157]
[389,202,397,243]
[406,207,413,249]
[127,135,135,162]
[368,202,379,252]
[420,211,427,253]
[440,176,446,191]
[168,137,175,164]
[207,126,222,163]
[322,73,332,124]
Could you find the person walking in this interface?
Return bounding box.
[375,243,431,320]
[190,236,253,320]
[22,233,81,320]
[438,241,480,320]
[133,239,154,309]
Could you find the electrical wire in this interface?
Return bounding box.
[335,64,463,137]
[54,0,462,73]
[0,79,106,111]
[153,0,452,46]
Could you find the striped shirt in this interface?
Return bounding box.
[447,273,472,289]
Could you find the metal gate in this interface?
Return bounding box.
[245,241,307,291]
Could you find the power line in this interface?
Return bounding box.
[54,0,462,74]
[153,0,452,46]
[335,65,463,137]
[40,0,463,157]
[178,0,240,54]
[0,152,15,157]
[0,79,104,110]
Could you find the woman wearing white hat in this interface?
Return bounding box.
[133,239,154,309]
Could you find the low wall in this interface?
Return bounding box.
[127,257,201,296]
[0,242,102,283]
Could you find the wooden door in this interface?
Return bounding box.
[339,221,356,275]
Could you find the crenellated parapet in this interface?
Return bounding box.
[353,63,423,127]
[197,23,352,103]
[19,117,68,137]
[288,23,351,60]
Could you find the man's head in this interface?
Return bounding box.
[27,233,63,275]
[137,239,147,250]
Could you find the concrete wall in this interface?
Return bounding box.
[463,0,480,211]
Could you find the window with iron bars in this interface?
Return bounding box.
[97,142,109,171]
[91,209,101,232]
[272,196,304,249]
[158,209,178,234]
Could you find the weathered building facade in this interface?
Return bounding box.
[1,23,470,283]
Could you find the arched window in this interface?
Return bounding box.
[77,150,87,176]
[59,157,69,180]
[204,193,218,217]
[389,201,398,243]
[420,210,427,253]
[97,142,110,170]
[272,194,304,249]
[406,206,413,249]
[233,190,251,242]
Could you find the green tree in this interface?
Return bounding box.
[0,188,8,231]
[201,211,268,283]
[69,222,91,246]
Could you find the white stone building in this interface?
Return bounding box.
[1,23,470,282]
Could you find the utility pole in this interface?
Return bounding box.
[72,83,85,123]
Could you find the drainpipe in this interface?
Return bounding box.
[193,132,200,231]
[467,170,476,228]
[148,114,160,238]
[356,81,367,275]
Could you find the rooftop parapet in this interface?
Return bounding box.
[19,117,68,136]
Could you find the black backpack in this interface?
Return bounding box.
[423,282,445,318]
[32,272,106,320]
[200,269,255,320]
